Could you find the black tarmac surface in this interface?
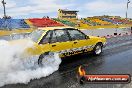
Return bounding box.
[1,35,132,88]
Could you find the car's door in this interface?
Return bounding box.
[49,29,73,57]
[67,29,94,53]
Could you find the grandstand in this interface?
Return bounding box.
[87,17,112,26]
[28,18,64,27]
[101,16,130,25]
[0,16,131,30]
[53,16,132,29]
[0,19,30,29]
[53,18,76,27]
[22,17,132,29]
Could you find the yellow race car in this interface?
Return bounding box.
[11,27,106,66]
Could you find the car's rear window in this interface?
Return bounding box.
[29,30,45,42]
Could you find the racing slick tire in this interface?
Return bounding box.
[38,52,55,67]
[93,43,103,55]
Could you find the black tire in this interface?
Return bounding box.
[38,53,47,67]
[93,43,103,55]
[38,52,54,67]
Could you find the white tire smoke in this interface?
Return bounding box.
[0,39,61,87]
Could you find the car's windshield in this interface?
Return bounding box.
[29,30,45,42]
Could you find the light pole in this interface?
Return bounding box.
[1,0,6,18]
[126,0,130,19]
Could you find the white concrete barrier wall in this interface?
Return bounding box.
[81,27,132,37]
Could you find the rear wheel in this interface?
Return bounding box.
[93,43,103,55]
[38,52,55,67]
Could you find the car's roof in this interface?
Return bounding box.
[38,26,74,30]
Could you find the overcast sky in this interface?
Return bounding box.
[0,0,131,18]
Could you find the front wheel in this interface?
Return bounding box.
[93,43,103,55]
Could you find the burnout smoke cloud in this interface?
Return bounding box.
[0,39,61,87]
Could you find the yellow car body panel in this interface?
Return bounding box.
[50,41,73,52]
[26,43,50,56]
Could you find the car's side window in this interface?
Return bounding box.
[50,31,57,43]
[50,30,70,43]
[68,29,86,40]
[39,31,51,44]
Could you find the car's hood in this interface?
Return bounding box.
[89,35,106,43]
